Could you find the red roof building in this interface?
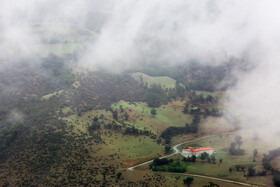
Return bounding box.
[182,147,214,156]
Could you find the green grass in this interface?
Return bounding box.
[111,100,192,134]
[131,72,177,89]
[62,107,71,114]
[62,109,164,161]
[41,90,64,100]
[99,134,164,160]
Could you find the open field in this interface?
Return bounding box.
[62,108,165,165]
[111,100,192,134]
[131,72,177,89]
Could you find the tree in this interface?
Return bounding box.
[183,103,189,114]
[145,84,167,107]
[191,155,196,162]
[203,182,220,187]
[273,173,280,187]
[253,149,258,159]
[234,135,243,149]
[117,172,122,179]
[112,110,118,121]
[124,112,129,121]
[211,155,216,163]
[183,177,194,187]
[229,136,244,156]
[165,145,171,153]
[229,142,236,155]
[151,108,157,116]
[201,152,209,161]
[248,166,256,177]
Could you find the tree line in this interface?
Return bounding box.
[160,115,200,144]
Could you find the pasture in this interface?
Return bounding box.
[131,72,177,89]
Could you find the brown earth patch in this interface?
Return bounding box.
[168,105,184,110]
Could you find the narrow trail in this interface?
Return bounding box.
[127,132,260,187]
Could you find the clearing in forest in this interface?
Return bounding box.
[131,72,177,89]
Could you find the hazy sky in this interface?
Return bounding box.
[1,0,280,133]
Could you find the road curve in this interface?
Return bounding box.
[127,132,260,187]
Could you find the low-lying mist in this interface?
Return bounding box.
[1,0,280,139]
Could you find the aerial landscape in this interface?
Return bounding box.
[1,1,280,186]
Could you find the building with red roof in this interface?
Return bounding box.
[182,147,214,157]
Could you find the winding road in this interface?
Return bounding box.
[127,132,260,187]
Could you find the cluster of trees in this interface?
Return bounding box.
[112,110,118,121]
[273,171,280,187]
[167,83,186,100]
[183,177,194,187]
[150,158,186,173]
[262,147,280,170]
[189,106,201,115]
[204,108,222,117]
[88,123,100,135]
[144,84,168,107]
[203,182,220,187]
[123,126,151,136]
[262,148,280,170]
[41,54,75,88]
[103,123,122,131]
[230,165,266,177]
[183,103,189,114]
[253,149,258,162]
[229,135,245,155]
[150,108,157,116]
[133,60,234,92]
[261,147,280,186]
[247,166,266,177]
[200,152,216,164]
[182,155,197,162]
[0,123,21,160]
[73,70,146,112]
[188,91,218,105]
[161,115,200,144]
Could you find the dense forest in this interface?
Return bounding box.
[0,53,248,186]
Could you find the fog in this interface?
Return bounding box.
[1,0,280,134]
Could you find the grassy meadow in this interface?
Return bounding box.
[131,72,177,89]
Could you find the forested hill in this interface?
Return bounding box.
[0,54,234,186]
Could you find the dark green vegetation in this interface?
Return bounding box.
[0,52,236,186]
[161,115,200,144]
[229,135,245,156]
[1,52,277,186]
[150,158,186,173]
